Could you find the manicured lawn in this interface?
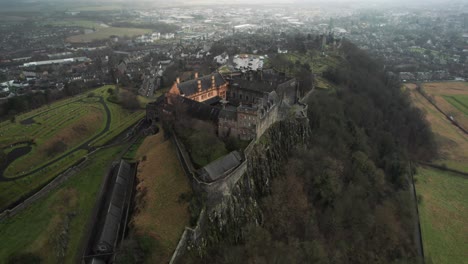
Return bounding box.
[415,167,468,264]
[0,85,145,210]
[443,95,468,116]
[0,146,124,263]
[4,106,104,176]
[131,133,191,263]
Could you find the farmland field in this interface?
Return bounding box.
[0,145,124,264]
[129,132,191,263]
[442,95,468,115]
[407,83,468,171]
[414,167,468,264]
[407,82,468,263]
[422,82,468,131]
[42,19,105,29]
[0,85,145,210]
[66,27,152,43]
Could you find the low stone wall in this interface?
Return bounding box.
[0,158,90,221]
[172,134,248,197]
[0,122,145,221]
[169,208,207,264]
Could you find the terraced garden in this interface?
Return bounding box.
[0,85,145,210]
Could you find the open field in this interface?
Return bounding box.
[408,82,468,263]
[42,19,105,29]
[406,83,468,172]
[0,85,145,211]
[0,16,28,22]
[70,4,124,11]
[442,95,468,115]
[130,132,191,263]
[421,82,468,131]
[66,27,152,43]
[414,167,468,264]
[0,145,124,264]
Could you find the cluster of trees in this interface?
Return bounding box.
[186,41,436,263]
[268,54,313,96]
[107,87,141,110]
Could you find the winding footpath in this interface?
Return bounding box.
[0,96,111,181]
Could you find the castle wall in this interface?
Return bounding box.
[227,86,264,105]
[256,103,280,139]
[172,133,249,197]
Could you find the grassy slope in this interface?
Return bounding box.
[0,85,145,210]
[0,145,123,263]
[408,85,468,172]
[4,105,104,176]
[131,132,191,263]
[415,167,468,264]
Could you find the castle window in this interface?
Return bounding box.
[246,96,249,101]
[240,94,243,99]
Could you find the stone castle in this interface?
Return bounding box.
[145,69,311,264]
[146,69,301,140]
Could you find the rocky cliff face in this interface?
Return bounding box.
[191,118,310,257]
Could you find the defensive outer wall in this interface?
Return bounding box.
[169,102,309,264]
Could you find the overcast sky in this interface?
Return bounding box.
[0,0,464,7]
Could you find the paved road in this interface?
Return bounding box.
[0,96,111,182]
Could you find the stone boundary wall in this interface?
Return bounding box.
[0,158,90,221]
[172,134,249,196]
[0,119,145,222]
[169,209,207,264]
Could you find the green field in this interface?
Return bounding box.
[0,145,124,264]
[66,27,152,43]
[408,83,468,264]
[415,167,468,264]
[443,94,468,115]
[42,19,105,29]
[0,85,145,210]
